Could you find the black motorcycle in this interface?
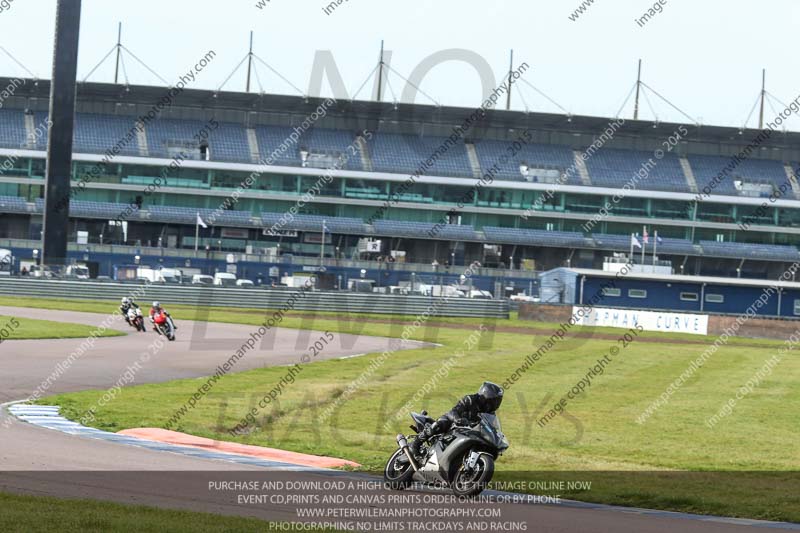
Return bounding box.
[384,411,509,497]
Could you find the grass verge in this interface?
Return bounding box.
[0,315,123,341]
[4,296,797,522]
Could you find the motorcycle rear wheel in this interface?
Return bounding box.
[451,454,494,498]
[383,448,414,490]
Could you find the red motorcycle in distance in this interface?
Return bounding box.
[152,310,176,341]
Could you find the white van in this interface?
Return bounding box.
[159,268,183,284]
[136,267,162,283]
[0,249,13,276]
[213,272,237,287]
[191,274,214,286]
[66,264,90,280]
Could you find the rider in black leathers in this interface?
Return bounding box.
[408,382,504,458]
[119,297,140,325]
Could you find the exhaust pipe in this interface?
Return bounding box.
[396,434,419,471]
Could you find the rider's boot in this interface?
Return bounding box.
[408,435,425,459]
[397,435,423,465]
[408,423,435,459]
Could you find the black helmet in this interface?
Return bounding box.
[477,381,504,412]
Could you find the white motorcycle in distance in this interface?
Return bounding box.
[126,307,147,332]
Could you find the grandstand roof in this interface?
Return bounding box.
[5,76,800,154]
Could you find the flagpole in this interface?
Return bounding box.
[652,230,658,269]
[641,225,646,266]
[629,232,634,261]
[320,219,326,270]
[195,212,200,253]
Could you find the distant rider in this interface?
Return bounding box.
[119,297,140,325]
[408,381,504,458]
[149,301,176,332]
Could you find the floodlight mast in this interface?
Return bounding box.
[113,22,121,84]
[42,0,82,269]
[246,31,254,93]
[376,40,385,102]
[633,58,642,120]
[506,49,513,111]
[758,68,766,130]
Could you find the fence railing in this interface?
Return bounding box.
[0,278,510,318]
[0,238,538,280]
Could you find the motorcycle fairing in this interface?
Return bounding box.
[410,412,434,432]
[414,441,444,484]
[437,430,494,481]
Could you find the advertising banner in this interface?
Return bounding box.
[574,306,708,335]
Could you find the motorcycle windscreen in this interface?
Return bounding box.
[479,413,502,433]
[479,413,508,449]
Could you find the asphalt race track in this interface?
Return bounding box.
[0,306,794,532]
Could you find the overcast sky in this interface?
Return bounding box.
[1,0,798,130]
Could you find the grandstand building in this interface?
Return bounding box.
[0,76,799,283]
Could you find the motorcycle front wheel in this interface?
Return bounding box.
[451,454,494,498]
[383,448,414,490]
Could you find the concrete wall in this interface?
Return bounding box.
[518,302,573,324]
[708,314,800,340]
[519,302,800,340]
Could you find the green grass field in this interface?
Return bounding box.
[4,296,798,522]
[0,314,124,341]
[0,492,339,533]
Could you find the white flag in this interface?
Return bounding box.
[631,234,642,249]
[196,213,208,228]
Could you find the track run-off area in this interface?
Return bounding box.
[0,305,796,532]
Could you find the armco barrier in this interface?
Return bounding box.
[0,279,509,318]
